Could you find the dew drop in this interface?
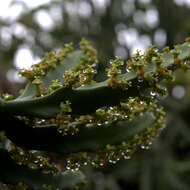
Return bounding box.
[110,107,114,110]
[126,69,130,72]
[58,129,63,134]
[141,145,150,149]
[140,101,145,105]
[76,163,81,167]
[124,156,131,159]
[92,161,96,166]
[150,91,156,96]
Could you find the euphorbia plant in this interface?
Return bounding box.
[0,38,190,189]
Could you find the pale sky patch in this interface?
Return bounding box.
[0,0,53,21]
[34,10,54,31]
[1,0,189,70]
[14,45,34,69]
[0,0,53,70]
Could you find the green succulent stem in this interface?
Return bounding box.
[0,149,85,190]
[1,113,155,154]
[1,41,190,118]
[1,38,190,189]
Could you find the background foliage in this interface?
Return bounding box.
[1,0,190,189]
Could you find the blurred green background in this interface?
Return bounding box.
[1,0,190,189]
